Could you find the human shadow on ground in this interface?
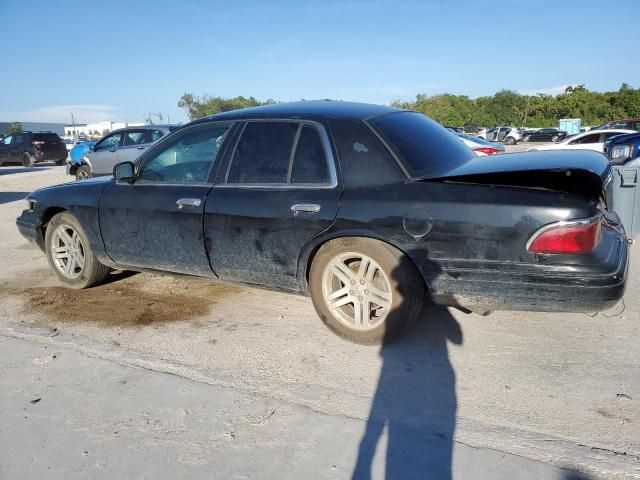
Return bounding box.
[352,256,462,480]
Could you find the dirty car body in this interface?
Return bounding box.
[17,101,628,338]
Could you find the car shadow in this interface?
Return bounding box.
[0,165,52,176]
[0,192,30,205]
[352,256,461,479]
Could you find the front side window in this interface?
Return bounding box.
[3,135,12,145]
[227,122,298,184]
[123,130,147,146]
[570,133,600,144]
[137,124,230,184]
[96,133,122,151]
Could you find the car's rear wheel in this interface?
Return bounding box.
[523,135,531,142]
[75,165,92,180]
[309,237,424,345]
[505,136,516,145]
[22,153,35,167]
[45,212,110,289]
[551,135,559,143]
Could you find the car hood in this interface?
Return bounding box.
[29,175,113,196]
[607,132,640,145]
[422,150,611,203]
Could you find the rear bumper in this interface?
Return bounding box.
[424,228,629,313]
[36,149,67,162]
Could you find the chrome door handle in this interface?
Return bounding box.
[176,198,202,209]
[291,203,321,216]
[136,146,145,150]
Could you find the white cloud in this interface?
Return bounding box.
[0,104,119,124]
[520,85,576,96]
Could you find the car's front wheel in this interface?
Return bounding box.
[45,212,110,289]
[309,237,424,345]
[75,165,92,181]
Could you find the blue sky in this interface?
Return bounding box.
[1,0,638,124]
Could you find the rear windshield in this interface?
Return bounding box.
[33,133,61,143]
[370,112,474,178]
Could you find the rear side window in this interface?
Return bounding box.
[150,129,164,142]
[227,122,298,184]
[328,117,402,187]
[368,112,473,179]
[290,125,330,184]
[13,134,24,145]
[33,133,61,143]
[123,130,146,146]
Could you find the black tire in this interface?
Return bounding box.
[523,135,531,143]
[22,153,35,167]
[75,165,92,181]
[55,158,66,166]
[44,212,110,289]
[309,237,424,345]
[504,136,516,145]
[551,135,559,143]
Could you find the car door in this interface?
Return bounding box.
[204,120,341,290]
[0,135,13,164]
[99,123,233,276]
[116,129,150,164]
[87,132,124,175]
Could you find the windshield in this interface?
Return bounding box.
[368,111,475,178]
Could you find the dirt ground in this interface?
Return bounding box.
[0,163,639,479]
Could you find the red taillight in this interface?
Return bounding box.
[527,219,602,254]
[473,147,501,155]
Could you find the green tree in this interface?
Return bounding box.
[178,94,274,120]
[8,122,22,133]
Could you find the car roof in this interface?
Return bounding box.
[109,124,177,133]
[193,100,404,123]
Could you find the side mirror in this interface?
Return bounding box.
[114,161,135,184]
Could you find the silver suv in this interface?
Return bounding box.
[69,125,177,180]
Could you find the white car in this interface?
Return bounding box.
[454,132,505,155]
[526,129,635,153]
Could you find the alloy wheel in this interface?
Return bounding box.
[50,224,85,279]
[321,252,392,331]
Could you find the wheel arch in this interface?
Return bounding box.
[296,230,422,294]
[38,207,68,250]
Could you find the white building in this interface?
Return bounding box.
[64,121,145,137]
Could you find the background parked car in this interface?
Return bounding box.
[70,125,177,179]
[597,118,640,131]
[605,131,640,166]
[526,129,635,153]
[0,131,67,167]
[453,132,505,155]
[480,126,522,145]
[521,128,567,143]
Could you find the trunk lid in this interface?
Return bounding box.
[422,150,612,209]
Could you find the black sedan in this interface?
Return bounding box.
[17,101,628,344]
[522,128,568,143]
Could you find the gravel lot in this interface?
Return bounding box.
[1,162,639,479]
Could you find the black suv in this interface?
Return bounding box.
[0,131,68,167]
